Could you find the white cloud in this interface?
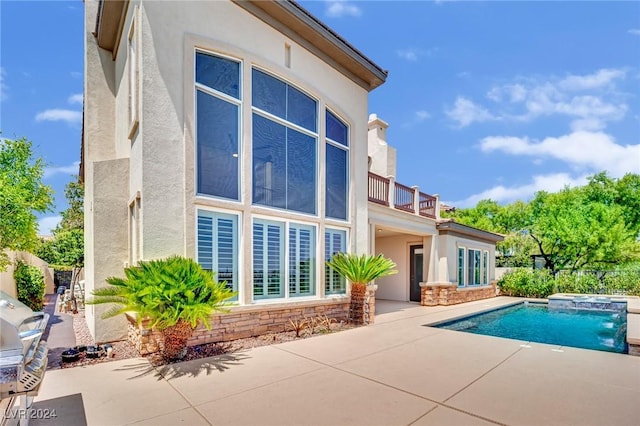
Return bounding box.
[487,84,527,103]
[397,49,420,62]
[35,109,82,125]
[396,47,437,62]
[44,161,80,178]
[480,131,640,177]
[68,93,83,104]
[558,68,626,91]
[325,1,362,18]
[472,68,629,130]
[452,173,588,207]
[415,110,431,121]
[0,67,7,101]
[457,71,471,79]
[38,216,62,236]
[445,97,497,127]
[628,29,640,36]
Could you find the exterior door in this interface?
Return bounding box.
[410,245,423,302]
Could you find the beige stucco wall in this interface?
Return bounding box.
[374,235,424,301]
[439,233,497,285]
[367,115,396,178]
[84,159,131,342]
[84,0,375,340]
[0,251,54,298]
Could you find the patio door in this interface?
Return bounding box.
[409,245,423,302]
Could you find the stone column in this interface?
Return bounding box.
[349,284,377,325]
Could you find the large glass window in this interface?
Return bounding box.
[253,219,317,300]
[483,250,489,285]
[325,229,346,294]
[289,224,316,297]
[467,249,482,286]
[196,51,241,200]
[252,69,317,215]
[457,247,465,287]
[253,220,284,299]
[197,210,238,299]
[325,111,349,220]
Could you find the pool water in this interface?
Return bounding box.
[435,303,628,354]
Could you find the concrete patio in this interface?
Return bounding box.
[17,297,640,425]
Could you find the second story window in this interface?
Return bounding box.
[251,68,318,215]
[195,51,241,201]
[325,110,349,220]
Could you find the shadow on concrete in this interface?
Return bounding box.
[28,393,87,426]
[112,350,252,381]
[42,294,77,370]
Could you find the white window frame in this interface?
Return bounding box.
[324,227,349,295]
[325,108,350,222]
[251,215,319,303]
[128,196,141,265]
[127,12,139,139]
[194,49,243,203]
[195,207,242,301]
[482,250,489,285]
[457,246,465,287]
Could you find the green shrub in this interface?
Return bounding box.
[498,268,554,298]
[87,255,236,330]
[602,267,640,296]
[14,260,45,311]
[555,273,601,294]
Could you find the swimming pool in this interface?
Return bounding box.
[435,302,628,354]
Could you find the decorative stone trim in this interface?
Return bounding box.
[125,299,350,355]
[349,284,377,325]
[419,282,497,306]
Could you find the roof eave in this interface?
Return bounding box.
[95,0,127,53]
[233,0,388,91]
[437,220,505,243]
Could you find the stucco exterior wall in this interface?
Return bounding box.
[439,233,497,285]
[84,0,375,337]
[137,1,370,302]
[375,235,424,301]
[84,159,130,342]
[0,251,54,298]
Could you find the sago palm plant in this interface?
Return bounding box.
[87,255,236,360]
[326,253,397,324]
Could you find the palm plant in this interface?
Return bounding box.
[326,253,397,324]
[87,255,236,360]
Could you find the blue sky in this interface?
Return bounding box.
[1,1,639,235]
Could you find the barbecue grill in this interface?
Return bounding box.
[0,291,49,424]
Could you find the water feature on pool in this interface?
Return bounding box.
[434,302,628,353]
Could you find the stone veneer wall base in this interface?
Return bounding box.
[126,299,350,356]
[420,282,497,306]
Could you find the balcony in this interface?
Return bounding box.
[368,172,438,219]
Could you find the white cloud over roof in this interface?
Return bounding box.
[35,109,82,124]
[325,1,362,18]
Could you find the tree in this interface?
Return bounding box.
[529,188,638,274]
[326,253,397,324]
[0,136,53,270]
[87,256,236,361]
[446,172,640,272]
[58,176,84,232]
[35,176,84,311]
